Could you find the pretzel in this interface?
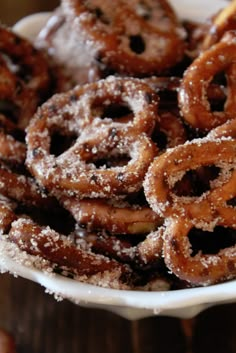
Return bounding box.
[0,131,26,165]
[0,26,52,129]
[26,77,158,198]
[0,195,17,235]
[0,163,57,210]
[63,197,162,234]
[60,0,186,76]
[144,76,226,114]
[86,231,136,263]
[26,76,158,135]
[208,118,236,139]
[152,111,188,151]
[8,217,131,280]
[136,227,164,267]
[201,0,236,51]
[183,19,210,58]
[36,7,103,86]
[163,216,236,286]
[179,31,236,131]
[28,125,157,199]
[144,138,236,228]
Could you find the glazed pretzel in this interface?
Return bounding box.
[144,138,236,228]
[0,131,26,165]
[63,197,163,234]
[152,111,188,151]
[86,231,135,263]
[8,217,131,279]
[27,76,159,134]
[61,0,186,76]
[135,227,164,267]
[26,77,158,198]
[201,0,236,51]
[0,195,17,235]
[28,122,157,198]
[0,26,52,129]
[179,31,236,131]
[208,118,236,139]
[163,216,236,286]
[145,76,227,114]
[0,163,57,210]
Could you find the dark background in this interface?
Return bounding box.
[0,0,59,25]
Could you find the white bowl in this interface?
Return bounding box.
[1,0,234,321]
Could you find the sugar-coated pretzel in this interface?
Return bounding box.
[0,132,26,165]
[136,227,164,267]
[28,123,157,199]
[61,0,186,76]
[86,228,164,270]
[0,195,17,235]
[27,76,159,135]
[144,138,236,228]
[0,164,56,209]
[8,217,131,280]
[86,232,136,263]
[183,18,211,58]
[208,167,236,226]
[145,76,227,102]
[63,197,163,234]
[144,76,226,113]
[179,31,236,131]
[26,77,158,198]
[152,111,187,151]
[163,217,236,286]
[208,118,236,139]
[0,26,52,129]
[201,0,236,51]
[36,7,103,86]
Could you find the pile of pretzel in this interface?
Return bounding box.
[0,0,235,290]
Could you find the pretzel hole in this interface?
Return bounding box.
[126,188,149,206]
[209,73,227,112]
[209,94,226,112]
[227,197,236,207]
[151,129,168,150]
[16,64,33,84]
[15,203,75,235]
[50,131,77,157]
[173,165,220,197]
[188,226,236,256]
[0,100,19,124]
[100,103,133,121]
[129,35,146,54]
[91,154,130,168]
[91,7,110,24]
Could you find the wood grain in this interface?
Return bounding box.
[0,274,236,353]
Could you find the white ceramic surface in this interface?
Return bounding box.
[1,0,234,321]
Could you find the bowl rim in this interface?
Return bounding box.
[1,239,236,312]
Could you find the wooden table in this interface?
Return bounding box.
[0,1,236,352]
[1,273,236,353]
